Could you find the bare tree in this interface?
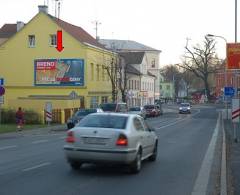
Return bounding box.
[178,36,222,100]
[103,57,118,102]
[117,56,128,103]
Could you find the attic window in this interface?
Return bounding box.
[28,35,35,47]
[50,34,57,46]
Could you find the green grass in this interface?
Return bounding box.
[0,124,48,134]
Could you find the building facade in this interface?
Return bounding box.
[0,6,115,123]
[100,39,161,100]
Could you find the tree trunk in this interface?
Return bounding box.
[203,77,211,102]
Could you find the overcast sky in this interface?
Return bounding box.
[0,0,238,66]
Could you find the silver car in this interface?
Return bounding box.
[128,106,146,119]
[64,113,158,173]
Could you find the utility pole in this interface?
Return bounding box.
[92,20,101,40]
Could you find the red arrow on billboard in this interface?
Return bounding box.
[56,30,64,52]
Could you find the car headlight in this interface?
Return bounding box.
[179,107,182,110]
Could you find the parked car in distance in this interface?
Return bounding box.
[64,113,158,173]
[128,106,146,119]
[144,104,160,117]
[67,108,103,129]
[99,102,128,113]
[179,103,191,114]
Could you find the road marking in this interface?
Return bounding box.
[22,162,51,172]
[156,109,200,130]
[191,113,220,195]
[0,145,17,151]
[32,140,48,144]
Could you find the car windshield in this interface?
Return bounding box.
[181,103,190,107]
[99,103,116,111]
[75,109,96,117]
[77,115,128,129]
[129,107,141,111]
[144,105,154,109]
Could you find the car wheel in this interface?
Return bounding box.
[70,161,82,170]
[130,149,142,174]
[149,142,158,162]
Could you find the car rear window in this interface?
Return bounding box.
[100,103,117,112]
[144,105,154,109]
[77,115,128,129]
[129,107,141,111]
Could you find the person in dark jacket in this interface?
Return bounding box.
[16,107,24,131]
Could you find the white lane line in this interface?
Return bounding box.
[0,145,17,151]
[32,140,48,144]
[191,113,220,195]
[156,109,200,130]
[22,162,51,172]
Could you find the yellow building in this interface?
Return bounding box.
[0,6,114,123]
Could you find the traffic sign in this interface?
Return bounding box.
[0,86,5,96]
[224,87,235,97]
[0,78,4,86]
[69,91,78,99]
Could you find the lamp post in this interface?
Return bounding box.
[206,34,228,117]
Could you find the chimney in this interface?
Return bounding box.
[17,21,24,31]
[38,5,48,14]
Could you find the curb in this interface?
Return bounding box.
[221,113,227,195]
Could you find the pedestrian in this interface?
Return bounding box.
[16,107,24,131]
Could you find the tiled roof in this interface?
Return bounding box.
[126,65,142,75]
[99,39,161,52]
[0,14,106,49]
[147,71,156,78]
[119,52,145,65]
[49,15,106,49]
[0,24,17,38]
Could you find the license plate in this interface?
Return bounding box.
[83,137,107,145]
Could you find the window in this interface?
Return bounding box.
[102,65,105,81]
[50,34,57,46]
[128,80,131,89]
[101,96,108,103]
[151,59,156,68]
[28,35,35,47]
[134,80,136,90]
[160,85,162,90]
[133,117,145,131]
[96,65,100,81]
[77,115,128,129]
[91,63,94,81]
[90,96,99,108]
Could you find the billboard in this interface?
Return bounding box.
[34,59,84,86]
[227,43,240,69]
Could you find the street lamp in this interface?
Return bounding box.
[206,34,228,117]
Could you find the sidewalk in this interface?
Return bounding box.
[224,119,240,195]
[0,124,67,138]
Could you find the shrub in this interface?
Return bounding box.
[0,108,41,124]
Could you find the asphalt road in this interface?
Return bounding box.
[0,105,221,195]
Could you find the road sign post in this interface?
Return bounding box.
[45,102,52,125]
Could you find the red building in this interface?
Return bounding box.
[215,70,240,97]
